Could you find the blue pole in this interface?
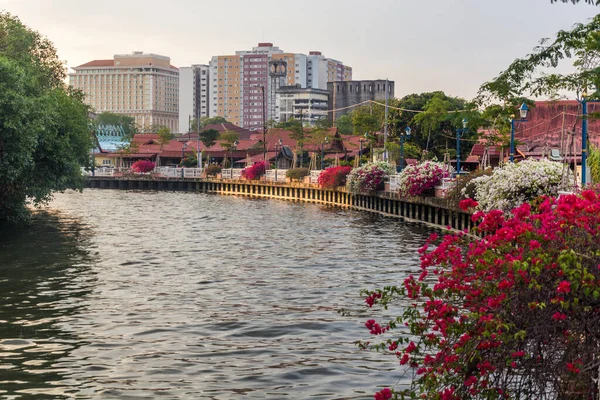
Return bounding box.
[400,136,405,172]
[510,119,515,163]
[582,99,588,186]
[456,129,461,174]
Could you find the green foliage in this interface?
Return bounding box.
[220,131,240,150]
[157,126,173,149]
[0,13,92,224]
[94,112,137,136]
[335,114,353,134]
[205,164,221,176]
[190,116,229,131]
[199,128,219,149]
[479,14,600,101]
[182,155,197,168]
[286,168,309,181]
[589,144,600,184]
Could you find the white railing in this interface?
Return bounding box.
[388,175,401,192]
[310,170,322,184]
[265,169,288,182]
[155,167,183,178]
[221,168,243,179]
[183,168,203,178]
[94,167,115,177]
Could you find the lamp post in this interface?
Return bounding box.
[257,84,266,162]
[399,127,411,172]
[510,103,529,163]
[579,91,600,186]
[456,118,468,174]
[197,135,201,169]
[359,137,365,167]
[181,142,188,178]
[275,138,282,181]
[321,136,329,170]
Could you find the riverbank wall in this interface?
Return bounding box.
[87,177,474,232]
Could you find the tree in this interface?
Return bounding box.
[479,14,600,102]
[94,112,137,136]
[156,126,173,150]
[0,13,92,224]
[199,128,220,149]
[189,116,229,131]
[335,114,354,135]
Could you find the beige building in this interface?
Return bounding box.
[69,51,179,132]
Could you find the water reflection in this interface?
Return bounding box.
[0,211,97,399]
[0,190,435,399]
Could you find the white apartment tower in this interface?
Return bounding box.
[178,64,210,133]
[69,51,179,132]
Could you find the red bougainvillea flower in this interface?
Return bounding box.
[459,198,479,211]
[557,281,571,294]
[374,387,393,400]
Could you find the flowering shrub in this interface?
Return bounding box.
[470,158,569,212]
[346,162,391,193]
[397,160,451,197]
[317,166,352,188]
[131,160,155,173]
[361,191,600,399]
[286,168,309,181]
[241,161,268,180]
[205,165,221,176]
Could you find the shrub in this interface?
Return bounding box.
[445,168,493,206]
[471,158,569,212]
[361,191,600,399]
[397,160,451,197]
[131,160,155,173]
[205,165,221,176]
[286,168,309,181]
[346,162,391,193]
[317,166,352,188]
[241,161,268,180]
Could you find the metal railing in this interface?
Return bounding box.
[310,170,322,184]
[94,167,115,177]
[265,169,288,182]
[155,167,183,178]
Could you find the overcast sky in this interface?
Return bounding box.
[0,0,597,100]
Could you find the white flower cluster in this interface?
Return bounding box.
[346,162,391,193]
[470,159,571,212]
[397,161,452,197]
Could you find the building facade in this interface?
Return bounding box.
[178,64,209,133]
[69,51,179,132]
[327,80,394,123]
[278,86,329,125]
[207,43,351,130]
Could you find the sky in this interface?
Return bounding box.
[0,0,597,100]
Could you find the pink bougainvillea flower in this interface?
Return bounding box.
[556,281,571,294]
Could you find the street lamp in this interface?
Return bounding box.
[197,134,201,168]
[510,103,529,163]
[399,127,411,172]
[321,136,329,170]
[359,136,365,167]
[255,84,267,162]
[181,142,188,178]
[231,140,239,172]
[456,118,468,174]
[275,138,283,181]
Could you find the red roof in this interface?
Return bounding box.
[75,59,114,68]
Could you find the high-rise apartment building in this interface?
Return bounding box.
[179,64,209,133]
[69,51,179,132]
[327,80,394,123]
[207,43,351,130]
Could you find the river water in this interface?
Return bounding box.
[0,190,434,399]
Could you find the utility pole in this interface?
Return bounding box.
[299,108,304,168]
[261,85,267,162]
[384,79,389,162]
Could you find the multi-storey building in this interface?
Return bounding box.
[207,43,351,130]
[327,80,394,123]
[69,51,179,132]
[278,85,329,126]
[179,64,209,133]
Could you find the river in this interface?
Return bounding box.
[0,189,434,399]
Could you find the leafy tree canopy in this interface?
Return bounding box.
[198,128,219,149]
[0,13,92,224]
[189,116,229,131]
[479,14,600,102]
[94,112,137,136]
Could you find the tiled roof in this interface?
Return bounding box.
[75,60,114,68]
